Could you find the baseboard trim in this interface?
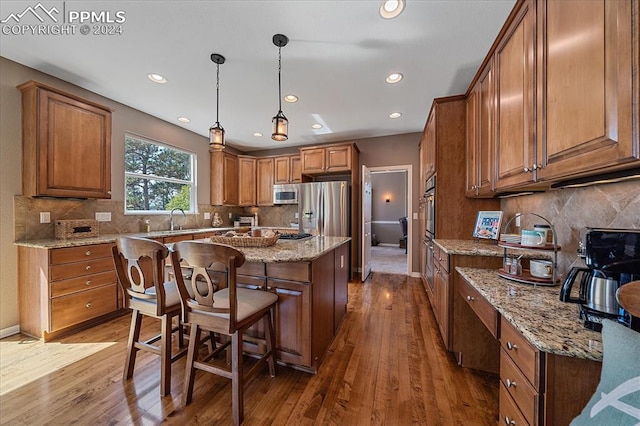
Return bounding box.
[0,325,20,339]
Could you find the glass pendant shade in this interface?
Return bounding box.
[272,110,288,141]
[209,123,225,150]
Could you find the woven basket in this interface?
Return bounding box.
[207,234,280,247]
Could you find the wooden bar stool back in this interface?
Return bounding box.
[171,241,278,425]
[112,236,187,396]
[617,280,640,330]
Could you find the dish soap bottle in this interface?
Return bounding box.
[144,219,151,233]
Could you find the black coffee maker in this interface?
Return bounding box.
[560,228,640,332]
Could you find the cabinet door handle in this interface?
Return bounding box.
[85,302,92,308]
[504,416,516,425]
[466,295,474,301]
[506,378,516,388]
[85,265,91,271]
[506,341,518,350]
[86,280,91,286]
[85,250,91,256]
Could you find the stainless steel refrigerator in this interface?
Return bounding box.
[298,181,349,237]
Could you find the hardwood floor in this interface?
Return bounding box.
[0,273,498,425]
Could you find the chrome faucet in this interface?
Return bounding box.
[170,208,186,231]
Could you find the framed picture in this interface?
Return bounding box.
[473,211,503,240]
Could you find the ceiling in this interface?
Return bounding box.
[0,0,515,152]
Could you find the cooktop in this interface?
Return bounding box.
[278,233,313,240]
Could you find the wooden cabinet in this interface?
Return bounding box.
[210,150,238,206]
[535,0,639,181]
[274,154,301,184]
[421,111,436,181]
[493,0,535,191]
[466,61,496,196]
[237,156,256,206]
[333,242,349,332]
[300,143,358,175]
[257,157,274,206]
[18,81,112,199]
[18,243,121,341]
[433,245,450,346]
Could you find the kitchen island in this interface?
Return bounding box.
[456,267,602,426]
[15,232,351,373]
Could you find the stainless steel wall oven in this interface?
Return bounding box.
[424,175,436,291]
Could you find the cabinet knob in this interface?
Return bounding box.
[537,163,544,169]
[85,250,91,256]
[523,167,529,173]
[86,280,91,286]
[85,302,92,308]
[466,295,474,301]
[506,341,518,350]
[504,416,516,425]
[85,265,91,271]
[506,378,516,388]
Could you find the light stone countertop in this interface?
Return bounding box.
[434,239,553,259]
[456,267,603,362]
[14,230,350,263]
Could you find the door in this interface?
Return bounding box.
[361,165,372,282]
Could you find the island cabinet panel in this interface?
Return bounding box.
[333,243,349,332]
[267,262,311,282]
[18,81,112,199]
[267,278,311,367]
[536,0,639,181]
[256,157,274,206]
[18,243,121,341]
[310,251,335,369]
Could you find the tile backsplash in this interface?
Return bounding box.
[500,179,640,275]
[14,196,298,241]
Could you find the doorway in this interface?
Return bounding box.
[363,165,412,277]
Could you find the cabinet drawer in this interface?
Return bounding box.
[50,243,113,265]
[501,317,540,390]
[238,261,266,276]
[459,278,499,337]
[500,383,531,426]
[163,234,194,244]
[501,348,540,424]
[50,270,117,298]
[50,257,115,281]
[435,247,449,273]
[267,262,311,282]
[50,284,117,331]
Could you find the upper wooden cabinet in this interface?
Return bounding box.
[466,61,497,197]
[18,81,112,199]
[257,157,274,206]
[493,0,535,191]
[421,111,436,181]
[210,150,238,206]
[535,0,638,181]
[274,154,301,184]
[300,143,359,175]
[237,156,257,206]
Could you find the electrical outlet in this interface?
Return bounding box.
[515,213,521,227]
[204,212,211,220]
[39,212,51,223]
[229,212,233,219]
[95,212,111,222]
[294,212,299,219]
[413,212,418,220]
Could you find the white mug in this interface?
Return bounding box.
[521,229,545,246]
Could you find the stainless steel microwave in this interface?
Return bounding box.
[273,184,299,204]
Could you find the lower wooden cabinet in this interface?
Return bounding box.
[18,243,122,341]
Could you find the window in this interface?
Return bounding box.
[124,134,196,214]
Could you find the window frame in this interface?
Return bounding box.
[123,133,197,215]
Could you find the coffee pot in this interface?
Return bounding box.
[560,268,620,316]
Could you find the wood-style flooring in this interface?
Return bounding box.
[0,273,498,425]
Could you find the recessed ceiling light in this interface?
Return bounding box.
[177,117,190,123]
[147,73,167,84]
[389,112,402,119]
[385,73,403,84]
[311,124,323,129]
[380,0,405,19]
[284,94,298,103]
[253,132,263,137]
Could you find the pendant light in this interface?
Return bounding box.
[209,53,226,150]
[271,34,289,141]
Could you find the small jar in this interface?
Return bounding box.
[504,256,512,272]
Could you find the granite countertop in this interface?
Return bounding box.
[435,239,552,259]
[456,267,603,362]
[14,229,350,263]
